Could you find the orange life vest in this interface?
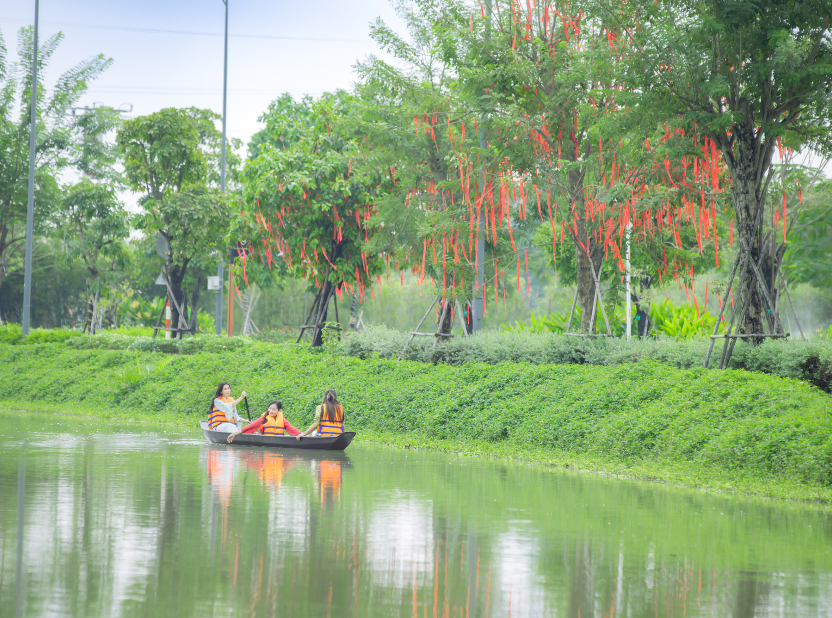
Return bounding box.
[318,404,344,437]
[208,397,235,429]
[259,412,285,436]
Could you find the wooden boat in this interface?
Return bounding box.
[199,420,355,451]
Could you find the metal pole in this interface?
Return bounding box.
[625,222,632,340]
[21,0,39,336]
[219,1,229,335]
[215,260,224,334]
[471,0,491,333]
[220,0,229,194]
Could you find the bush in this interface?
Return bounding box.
[0,324,81,345]
[64,332,253,354]
[337,326,832,393]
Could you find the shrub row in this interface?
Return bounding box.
[337,326,832,393]
[1,342,830,498]
[0,324,81,345]
[64,332,253,354]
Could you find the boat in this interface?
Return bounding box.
[199,421,355,451]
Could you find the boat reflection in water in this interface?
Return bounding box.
[204,444,349,504]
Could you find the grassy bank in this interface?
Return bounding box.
[1,342,830,502]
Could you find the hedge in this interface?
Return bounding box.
[338,326,832,393]
[1,342,830,501]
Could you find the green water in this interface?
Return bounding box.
[1,411,830,617]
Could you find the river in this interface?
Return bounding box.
[1,411,830,617]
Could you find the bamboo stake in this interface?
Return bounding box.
[398,296,439,360]
[564,286,579,333]
[434,299,452,348]
[703,253,742,368]
[776,263,806,340]
[740,237,782,336]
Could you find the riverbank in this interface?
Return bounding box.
[2,342,830,503]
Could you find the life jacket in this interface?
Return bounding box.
[208,397,234,429]
[259,412,285,436]
[318,460,342,503]
[318,404,344,437]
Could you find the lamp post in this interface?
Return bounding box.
[220,0,229,335]
[471,0,491,333]
[21,0,39,336]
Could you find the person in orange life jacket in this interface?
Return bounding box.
[296,389,344,440]
[207,382,247,432]
[227,400,301,443]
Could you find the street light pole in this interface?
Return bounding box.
[219,0,229,335]
[471,0,491,333]
[21,0,39,336]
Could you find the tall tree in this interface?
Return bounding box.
[241,92,389,346]
[620,0,832,338]
[58,179,129,333]
[0,26,115,294]
[117,107,234,337]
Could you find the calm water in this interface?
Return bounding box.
[1,411,831,618]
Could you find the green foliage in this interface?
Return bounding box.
[0,26,115,291]
[0,324,81,345]
[1,343,830,498]
[339,325,832,392]
[63,332,252,355]
[649,299,727,339]
[785,178,832,289]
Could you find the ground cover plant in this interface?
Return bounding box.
[1,342,830,502]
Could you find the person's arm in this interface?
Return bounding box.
[283,418,301,437]
[233,391,248,406]
[296,421,319,440]
[228,417,263,442]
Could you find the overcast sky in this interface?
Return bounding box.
[2,0,406,150]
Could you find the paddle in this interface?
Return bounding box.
[244,397,251,422]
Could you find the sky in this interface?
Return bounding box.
[2,0,407,152]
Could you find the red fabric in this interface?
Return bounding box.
[241,416,300,436]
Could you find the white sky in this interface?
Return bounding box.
[2,0,406,152]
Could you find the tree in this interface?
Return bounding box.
[0,26,115,295]
[621,0,832,339]
[117,107,233,337]
[58,179,129,333]
[241,92,390,346]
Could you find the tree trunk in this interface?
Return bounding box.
[632,275,655,338]
[724,126,775,343]
[309,243,344,347]
[165,263,188,339]
[437,298,454,336]
[574,242,604,333]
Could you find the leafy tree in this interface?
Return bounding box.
[58,179,129,333]
[241,92,390,346]
[621,0,832,338]
[785,175,832,289]
[117,107,233,337]
[0,26,115,295]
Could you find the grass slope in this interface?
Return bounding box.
[1,342,830,502]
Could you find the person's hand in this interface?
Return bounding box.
[296,435,302,441]
[227,431,239,443]
[240,391,247,399]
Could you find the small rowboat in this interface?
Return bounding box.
[199,421,355,451]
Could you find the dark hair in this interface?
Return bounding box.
[210,382,230,413]
[321,389,343,422]
[260,400,283,420]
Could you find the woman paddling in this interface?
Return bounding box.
[297,389,345,440]
[227,400,301,443]
[208,382,247,432]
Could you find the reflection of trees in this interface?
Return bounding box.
[2,430,831,618]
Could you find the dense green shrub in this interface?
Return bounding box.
[64,332,253,354]
[337,326,832,393]
[0,324,81,345]
[1,342,830,497]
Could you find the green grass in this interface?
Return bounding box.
[1,341,830,503]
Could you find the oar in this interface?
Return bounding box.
[244,397,251,422]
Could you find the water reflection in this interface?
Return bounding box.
[1,414,832,618]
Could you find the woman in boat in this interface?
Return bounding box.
[227,400,301,442]
[208,382,247,432]
[296,388,344,440]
